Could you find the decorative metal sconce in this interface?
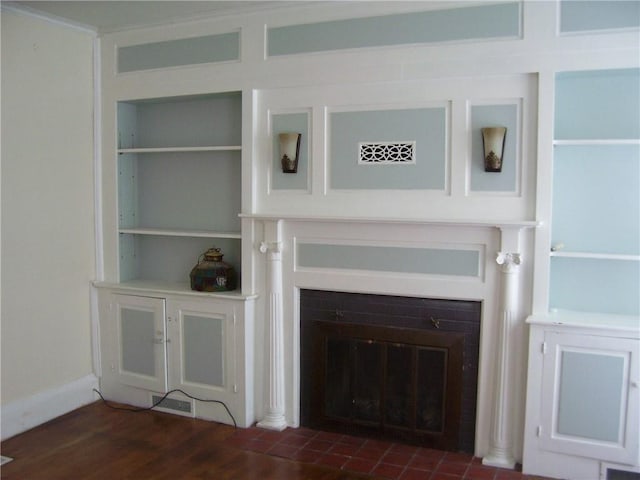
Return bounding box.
[279,132,301,173]
[481,127,507,172]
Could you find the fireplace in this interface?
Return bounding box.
[300,290,481,453]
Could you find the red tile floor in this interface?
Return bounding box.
[229,426,552,480]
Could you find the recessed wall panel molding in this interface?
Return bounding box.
[559,0,640,34]
[267,2,521,56]
[468,101,521,195]
[328,105,448,191]
[256,76,534,220]
[296,239,483,279]
[269,111,311,192]
[117,32,240,73]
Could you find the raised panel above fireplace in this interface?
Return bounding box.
[256,74,537,221]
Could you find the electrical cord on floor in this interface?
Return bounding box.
[92,388,237,428]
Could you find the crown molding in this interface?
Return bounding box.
[2,3,97,36]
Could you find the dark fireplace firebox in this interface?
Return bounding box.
[300,290,481,453]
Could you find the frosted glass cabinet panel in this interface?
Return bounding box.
[115,294,167,392]
[182,315,224,387]
[539,331,639,465]
[167,299,236,400]
[556,350,624,442]
[99,289,255,427]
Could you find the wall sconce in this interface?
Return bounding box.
[481,127,507,172]
[279,132,301,173]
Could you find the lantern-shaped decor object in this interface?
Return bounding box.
[279,132,301,173]
[481,126,507,172]
[189,247,237,292]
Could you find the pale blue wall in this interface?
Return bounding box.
[298,243,480,277]
[550,257,640,315]
[118,32,239,73]
[552,145,640,255]
[555,69,640,140]
[560,0,640,33]
[330,108,446,190]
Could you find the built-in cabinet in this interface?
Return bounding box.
[523,315,639,479]
[99,289,255,427]
[523,68,640,479]
[95,90,256,426]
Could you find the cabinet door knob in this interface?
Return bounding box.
[631,381,639,388]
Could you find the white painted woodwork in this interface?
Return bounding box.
[256,220,288,431]
[482,250,522,469]
[89,0,640,468]
[523,314,640,479]
[98,288,255,427]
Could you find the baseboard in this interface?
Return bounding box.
[1,374,99,441]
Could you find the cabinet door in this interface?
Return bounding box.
[166,299,236,399]
[113,294,168,392]
[540,332,639,465]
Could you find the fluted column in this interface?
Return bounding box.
[257,220,287,431]
[483,249,521,469]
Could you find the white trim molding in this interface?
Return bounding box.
[483,227,525,468]
[256,220,288,431]
[1,374,99,441]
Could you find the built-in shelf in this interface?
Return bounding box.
[119,227,242,239]
[118,146,242,154]
[93,280,257,300]
[527,310,640,334]
[550,251,640,261]
[553,139,640,146]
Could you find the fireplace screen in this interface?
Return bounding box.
[324,336,450,432]
[301,290,480,453]
[309,321,463,451]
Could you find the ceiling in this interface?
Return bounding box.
[5,1,300,33]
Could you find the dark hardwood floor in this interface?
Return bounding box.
[0,402,373,480]
[1,402,553,480]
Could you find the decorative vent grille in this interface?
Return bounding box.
[358,141,416,164]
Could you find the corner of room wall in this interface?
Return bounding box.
[1,8,98,431]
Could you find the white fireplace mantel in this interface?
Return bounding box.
[250,213,540,465]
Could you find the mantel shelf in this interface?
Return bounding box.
[118,146,241,154]
[119,227,241,239]
[240,213,540,230]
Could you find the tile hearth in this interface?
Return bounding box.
[229,426,553,480]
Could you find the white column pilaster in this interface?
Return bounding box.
[483,227,522,469]
[257,220,287,431]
